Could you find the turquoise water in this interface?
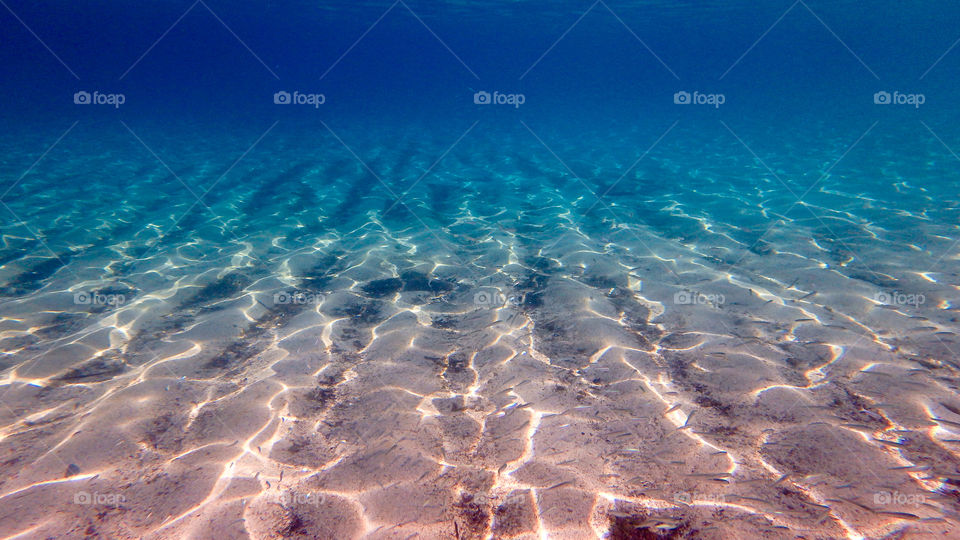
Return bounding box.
[2,1,960,538]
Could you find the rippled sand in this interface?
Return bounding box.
[0,122,959,539]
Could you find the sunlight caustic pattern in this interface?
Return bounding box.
[1,0,960,539]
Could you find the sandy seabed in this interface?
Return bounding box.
[0,124,959,539]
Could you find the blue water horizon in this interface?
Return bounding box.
[2,1,960,538]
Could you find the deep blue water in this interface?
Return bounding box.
[2,1,960,539]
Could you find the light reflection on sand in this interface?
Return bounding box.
[0,124,958,538]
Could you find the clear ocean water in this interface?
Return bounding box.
[2,1,960,538]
